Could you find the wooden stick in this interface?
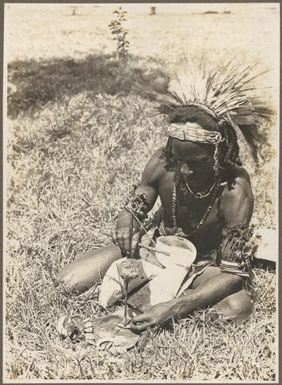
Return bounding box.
[138,243,170,256]
[123,281,129,325]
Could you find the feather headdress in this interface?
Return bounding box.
[146,57,274,163]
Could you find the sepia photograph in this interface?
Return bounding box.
[3,2,279,382]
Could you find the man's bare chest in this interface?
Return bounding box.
[158,172,224,231]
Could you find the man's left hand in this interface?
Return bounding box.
[130,302,175,332]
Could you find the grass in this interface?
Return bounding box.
[5,4,278,382]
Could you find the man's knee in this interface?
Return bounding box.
[54,262,93,293]
[216,289,253,321]
[54,244,122,293]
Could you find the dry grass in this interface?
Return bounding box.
[5,4,278,382]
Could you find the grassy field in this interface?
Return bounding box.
[5,4,279,382]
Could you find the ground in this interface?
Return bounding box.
[4,3,278,381]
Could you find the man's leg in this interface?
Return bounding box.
[191,266,253,321]
[55,244,122,293]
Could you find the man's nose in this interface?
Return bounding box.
[181,163,194,177]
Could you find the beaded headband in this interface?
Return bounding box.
[168,122,223,145]
[168,122,224,176]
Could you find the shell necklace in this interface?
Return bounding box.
[171,177,222,238]
[176,160,218,200]
[180,177,218,199]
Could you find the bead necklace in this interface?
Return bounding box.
[171,178,222,238]
[176,161,217,200]
[180,177,218,199]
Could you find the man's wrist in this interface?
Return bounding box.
[170,297,185,318]
[124,192,149,221]
[159,298,185,321]
[167,295,197,319]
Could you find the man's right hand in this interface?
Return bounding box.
[111,227,141,258]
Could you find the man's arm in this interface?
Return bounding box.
[113,149,164,257]
[221,169,254,225]
[130,271,243,331]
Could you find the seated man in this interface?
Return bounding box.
[55,61,272,332]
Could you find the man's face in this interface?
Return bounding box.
[170,134,215,188]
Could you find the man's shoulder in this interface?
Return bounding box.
[222,166,253,201]
[141,147,167,185]
[145,147,167,168]
[221,166,254,223]
[149,147,166,160]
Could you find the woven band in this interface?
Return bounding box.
[168,122,223,145]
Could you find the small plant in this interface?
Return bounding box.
[109,7,130,59]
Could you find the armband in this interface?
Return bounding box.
[124,192,149,221]
[217,224,256,280]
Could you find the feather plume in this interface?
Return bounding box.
[145,57,274,162]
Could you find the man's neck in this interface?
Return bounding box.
[178,172,218,198]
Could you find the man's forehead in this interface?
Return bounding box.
[171,138,213,155]
[182,122,203,130]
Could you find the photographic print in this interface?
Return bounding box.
[3,2,279,382]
